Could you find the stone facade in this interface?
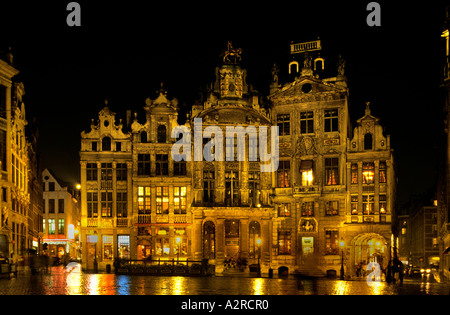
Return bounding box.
[79,42,396,276]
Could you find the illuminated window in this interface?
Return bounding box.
[58,219,64,235]
[379,161,387,183]
[362,162,374,184]
[325,158,339,185]
[117,192,127,217]
[351,164,358,184]
[325,230,339,255]
[301,202,314,217]
[118,235,130,259]
[48,219,55,235]
[102,235,113,260]
[156,186,169,214]
[379,195,387,214]
[278,203,291,217]
[351,195,358,215]
[277,114,290,136]
[138,186,151,214]
[174,186,187,214]
[278,230,291,255]
[277,160,290,188]
[87,192,98,218]
[362,195,374,215]
[300,160,313,186]
[155,228,170,256]
[101,192,113,217]
[325,201,339,216]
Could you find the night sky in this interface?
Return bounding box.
[1,0,448,208]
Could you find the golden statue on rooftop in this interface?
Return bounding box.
[222,41,242,64]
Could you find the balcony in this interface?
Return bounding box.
[293,185,320,196]
[174,214,188,224]
[116,218,128,227]
[137,214,151,224]
[100,180,113,190]
[87,218,98,227]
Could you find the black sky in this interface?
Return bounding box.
[1,0,448,208]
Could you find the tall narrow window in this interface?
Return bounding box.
[225,170,239,206]
[155,154,169,176]
[364,133,373,150]
[87,192,98,217]
[324,109,339,132]
[203,171,215,204]
[278,230,291,255]
[101,191,113,217]
[203,221,215,259]
[174,161,186,176]
[117,192,127,217]
[301,202,314,216]
[116,163,127,181]
[300,160,313,186]
[300,111,314,134]
[58,199,64,213]
[351,163,358,184]
[278,203,291,217]
[48,199,55,213]
[157,125,167,143]
[362,162,375,184]
[86,163,98,181]
[248,171,260,206]
[325,230,339,255]
[138,186,151,214]
[325,158,339,185]
[102,137,111,151]
[379,161,387,183]
[156,186,169,214]
[174,187,187,214]
[137,154,151,176]
[277,160,290,188]
[140,131,148,143]
[362,195,374,215]
[277,114,290,136]
[351,195,358,215]
[58,219,65,235]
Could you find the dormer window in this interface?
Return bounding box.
[140,131,148,143]
[102,136,111,151]
[364,133,373,150]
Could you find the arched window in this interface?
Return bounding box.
[140,131,147,143]
[203,221,215,259]
[157,125,166,143]
[249,221,261,259]
[102,136,111,151]
[364,133,373,150]
[289,61,299,75]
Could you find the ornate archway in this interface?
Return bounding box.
[350,233,388,276]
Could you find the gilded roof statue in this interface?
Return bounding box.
[221,41,242,64]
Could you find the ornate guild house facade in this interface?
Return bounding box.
[80,41,396,277]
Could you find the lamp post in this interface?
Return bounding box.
[340,239,345,280]
[176,236,181,263]
[256,238,262,277]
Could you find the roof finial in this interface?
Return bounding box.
[365,101,371,115]
[105,98,109,106]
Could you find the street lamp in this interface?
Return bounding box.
[256,238,262,277]
[176,236,181,263]
[340,239,345,280]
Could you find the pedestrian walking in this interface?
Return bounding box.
[386,260,392,283]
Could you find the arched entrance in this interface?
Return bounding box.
[351,233,388,276]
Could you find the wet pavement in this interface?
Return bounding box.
[0,266,449,295]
